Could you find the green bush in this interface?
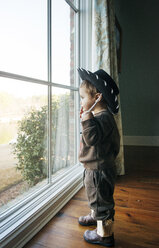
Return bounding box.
[12,94,69,186]
[13,106,48,186]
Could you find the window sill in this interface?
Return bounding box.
[0,164,84,248]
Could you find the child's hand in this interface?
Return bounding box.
[80,107,84,118]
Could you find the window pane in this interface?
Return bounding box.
[0,0,47,79]
[52,0,76,86]
[52,88,76,174]
[0,77,48,212]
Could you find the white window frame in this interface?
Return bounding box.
[0,1,92,247]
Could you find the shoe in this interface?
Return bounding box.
[84,229,115,247]
[78,213,97,226]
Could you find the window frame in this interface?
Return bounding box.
[0,0,93,247]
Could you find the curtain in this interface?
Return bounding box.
[52,92,75,173]
[92,0,125,175]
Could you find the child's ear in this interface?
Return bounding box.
[96,93,102,101]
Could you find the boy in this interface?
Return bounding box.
[77,68,120,247]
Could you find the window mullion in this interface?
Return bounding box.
[0,71,79,91]
[75,0,80,163]
[47,0,52,184]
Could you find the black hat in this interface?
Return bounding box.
[77,68,119,114]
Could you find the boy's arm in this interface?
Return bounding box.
[82,112,93,121]
[81,113,103,146]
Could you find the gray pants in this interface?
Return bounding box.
[84,166,116,221]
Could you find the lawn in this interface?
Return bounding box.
[0,166,22,192]
[0,144,22,192]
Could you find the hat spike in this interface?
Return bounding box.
[96,74,99,80]
[104,81,107,86]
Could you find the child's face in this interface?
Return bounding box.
[79,86,96,112]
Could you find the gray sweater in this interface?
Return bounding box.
[79,110,120,170]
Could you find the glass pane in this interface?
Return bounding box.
[0,0,47,79]
[51,88,76,174]
[0,77,48,212]
[52,0,76,86]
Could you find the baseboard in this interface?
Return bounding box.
[123,136,159,146]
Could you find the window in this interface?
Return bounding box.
[0,0,87,247]
[0,77,49,212]
[0,0,78,211]
[0,0,47,79]
[52,0,76,86]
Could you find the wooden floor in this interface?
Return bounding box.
[24,146,159,248]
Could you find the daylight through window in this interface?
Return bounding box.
[0,0,79,214]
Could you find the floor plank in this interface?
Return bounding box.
[24,146,159,248]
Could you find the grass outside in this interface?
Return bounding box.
[0,144,23,192]
[0,166,22,192]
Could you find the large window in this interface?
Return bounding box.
[0,1,82,247]
[0,0,78,212]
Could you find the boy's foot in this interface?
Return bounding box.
[78,213,97,226]
[84,229,114,247]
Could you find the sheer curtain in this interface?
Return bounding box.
[52,91,75,173]
[92,0,125,175]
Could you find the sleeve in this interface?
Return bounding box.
[81,117,112,146]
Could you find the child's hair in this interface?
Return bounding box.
[80,80,98,97]
[80,80,107,106]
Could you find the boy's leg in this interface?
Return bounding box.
[83,167,116,247]
[84,167,116,220]
[78,169,97,226]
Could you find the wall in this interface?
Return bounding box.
[114,0,159,145]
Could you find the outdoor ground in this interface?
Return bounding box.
[0,144,22,191]
[0,144,25,207]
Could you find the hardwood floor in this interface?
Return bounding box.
[24,146,159,248]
